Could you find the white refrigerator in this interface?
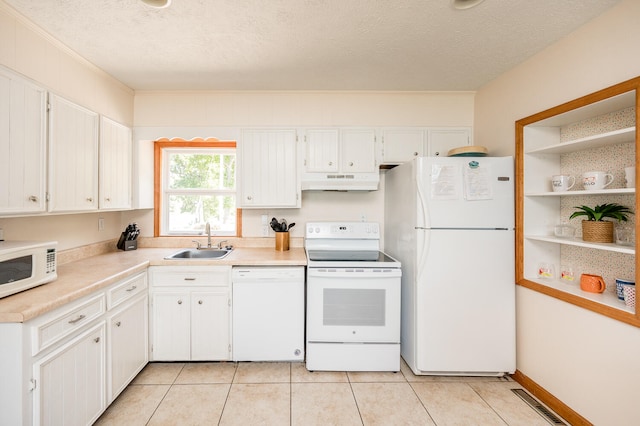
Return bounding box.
[384,156,515,376]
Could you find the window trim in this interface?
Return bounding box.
[153,138,241,237]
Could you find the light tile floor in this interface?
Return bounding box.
[95,359,562,425]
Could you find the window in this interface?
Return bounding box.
[154,139,240,237]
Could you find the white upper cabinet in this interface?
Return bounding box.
[0,68,47,214]
[427,127,471,157]
[239,129,300,208]
[48,94,99,213]
[305,129,340,172]
[379,128,425,165]
[99,116,132,210]
[340,129,377,173]
[378,127,472,166]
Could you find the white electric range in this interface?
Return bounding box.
[305,222,402,372]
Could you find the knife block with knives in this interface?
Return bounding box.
[117,223,139,251]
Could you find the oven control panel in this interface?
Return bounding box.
[306,222,380,239]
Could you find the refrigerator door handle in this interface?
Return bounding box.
[416,229,429,281]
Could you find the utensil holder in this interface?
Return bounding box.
[117,233,138,251]
[275,232,289,251]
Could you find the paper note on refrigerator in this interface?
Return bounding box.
[430,164,461,199]
[464,165,493,200]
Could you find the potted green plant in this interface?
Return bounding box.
[569,203,634,243]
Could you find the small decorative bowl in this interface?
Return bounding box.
[623,285,636,308]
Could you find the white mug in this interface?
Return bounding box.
[625,166,635,188]
[551,175,575,192]
[582,171,614,190]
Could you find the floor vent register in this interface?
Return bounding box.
[511,388,566,425]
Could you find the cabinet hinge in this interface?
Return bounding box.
[228,298,231,307]
[46,102,51,111]
[29,378,37,392]
[228,343,231,353]
[45,192,50,202]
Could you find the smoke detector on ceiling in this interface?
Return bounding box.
[141,0,171,8]
[452,0,486,10]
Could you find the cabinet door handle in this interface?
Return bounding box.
[198,300,203,305]
[328,161,333,166]
[105,197,111,202]
[349,161,354,166]
[68,314,86,324]
[413,152,419,156]
[125,285,137,292]
[28,195,38,202]
[184,278,196,281]
[86,197,93,202]
[177,300,183,304]
[115,321,122,327]
[94,337,100,343]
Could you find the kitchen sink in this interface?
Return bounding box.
[165,248,233,260]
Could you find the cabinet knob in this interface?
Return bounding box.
[434,152,440,156]
[413,152,419,156]
[105,197,111,202]
[94,337,100,343]
[177,299,183,305]
[328,161,333,166]
[198,300,203,305]
[246,196,252,200]
[115,321,121,327]
[86,197,94,202]
[28,195,38,202]
[349,162,354,166]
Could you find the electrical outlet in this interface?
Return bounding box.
[98,218,105,231]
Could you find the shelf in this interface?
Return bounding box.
[524,276,634,314]
[525,235,635,254]
[525,126,635,155]
[525,188,635,197]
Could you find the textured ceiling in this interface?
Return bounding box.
[3,0,621,91]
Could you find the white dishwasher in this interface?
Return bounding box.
[232,266,305,361]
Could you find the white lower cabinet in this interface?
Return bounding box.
[107,294,148,403]
[149,266,231,361]
[33,322,106,426]
[0,271,148,425]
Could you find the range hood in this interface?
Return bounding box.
[301,171,380,191]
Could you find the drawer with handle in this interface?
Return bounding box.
[107,272,147,310]
[31,293,105,356]
[149,266,230,287]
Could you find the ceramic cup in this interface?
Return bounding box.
[615,278,635,300]
[625,166,635,188]
[580,273,606,293]
[582,171,614,190]
[551,175,575,192]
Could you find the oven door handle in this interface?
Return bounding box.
[307,268,401,278]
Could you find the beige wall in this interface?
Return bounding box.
[474,1,640,424]
[0,2,134,250]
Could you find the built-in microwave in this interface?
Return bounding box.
[0,241,57,299]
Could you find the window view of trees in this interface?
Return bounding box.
[163,149,236,235]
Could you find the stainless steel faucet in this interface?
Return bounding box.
[216,240,229,249]
[205,222,212,248]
